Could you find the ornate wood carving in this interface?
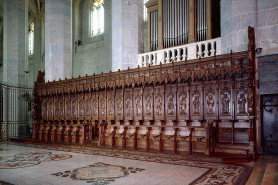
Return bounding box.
[190,83,202,120]
[33,48,256,152]
[220,81,232,119]
[65,95,71,120]
[124,89,133,120]
[48,97,54,121]
[99,92,106,121]
[92,92,98,120]
[144,87,154,120]
[154,86,164,120]
[85,93,91,120]
[59,96,64,120]
[71,95,77,120]
[177,84,189,120]
[78,94,84,120]
[236,80,248,119]
[107,90,115,120]
[43,97,48,120]
[166,85,176,120]
[54,96,59,120]
[204,82,218,120]
[116,90,124,120]
[134,87,143,120]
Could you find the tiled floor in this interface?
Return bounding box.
[0,141,275,185]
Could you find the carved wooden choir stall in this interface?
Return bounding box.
[32,27,256,155]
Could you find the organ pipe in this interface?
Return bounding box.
[196,0,207,42]
[163,0,189,48]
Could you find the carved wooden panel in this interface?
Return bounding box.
[99,92,106,120]
[54,96,59,120]
[177,84,189,120]
[42,97,48,120]
[92,92,98,120]
[116,90,124,120]
[48,97,54,120]
[78,94,84,120]
[165,85,176,120]
[144,86,154,120]
[107,90,115,120]
[134,87,143,120]
[154,86,164,120]
[124,89,133,120]
[204,82,218,120]
[71,95,77,120]
[84,93,91,120]
[190,83,203,120]
[65,95,71,120]
[219,81,233,119]
[59,96,64,120]
[235,80,248,119]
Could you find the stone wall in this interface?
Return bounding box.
[72,0,143,77]
[72,0,111,77]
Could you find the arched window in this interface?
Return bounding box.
[29,22,34,55]
[143,0,148,21]
[91,0,104,36]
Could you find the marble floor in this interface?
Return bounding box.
[0,141,273,185]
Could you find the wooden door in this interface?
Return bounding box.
[263,95,278,154]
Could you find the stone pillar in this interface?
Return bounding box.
[45,0,72,82]
[0,22,3,81]
[33,19,43,84]
[188,0,196,43]
[112,0,143,71]
[3,0,28,84]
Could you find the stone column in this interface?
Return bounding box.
[188,0,196,43]
[0,22,3,81]
[3,0,28,85]
[33,19,43,84]
[45,0,72,82]
[112,0,143,71]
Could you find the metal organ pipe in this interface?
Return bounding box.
[162,0,189,49]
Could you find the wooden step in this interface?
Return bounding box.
[215,147,249,155]
[246,166,266,185]
[261,163,278,185]
[216,142,251,150]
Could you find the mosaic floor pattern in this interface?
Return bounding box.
[0,141,253,185]
[0,152,72,169]
[52,162,145,185]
